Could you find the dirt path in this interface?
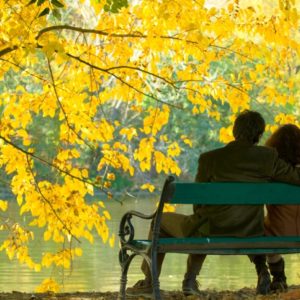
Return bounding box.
[2,287,300,300]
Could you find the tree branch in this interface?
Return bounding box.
[0,57,49,83]
[105,65,175,86]
[36,25,148,40]
[0,135,104,191]
[0,46,18,58]
[35,24,255,61]
[47,58,96,151]
[25,155,81,243]
[66,53,183,109]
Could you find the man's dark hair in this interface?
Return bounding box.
[233,110,265,144]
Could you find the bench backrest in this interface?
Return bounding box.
[148,176,300,256]
[164,179,300,205]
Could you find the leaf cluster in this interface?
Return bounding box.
[27,0,64,18]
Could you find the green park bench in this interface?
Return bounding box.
[118,175,300,300]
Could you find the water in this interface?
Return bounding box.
[0,197,299,293]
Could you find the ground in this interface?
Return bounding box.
[2,287,300,300]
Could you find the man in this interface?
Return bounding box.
[127,110,300,297]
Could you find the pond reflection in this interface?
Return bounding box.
[0,197,299,293]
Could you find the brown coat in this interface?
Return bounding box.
[265,163,300,237]
[181,140,300,237]
[265,205,300,236]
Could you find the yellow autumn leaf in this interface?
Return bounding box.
[109,234,115,248]
[98,201,105,208]
[17,195,23,206]
[219,126,234,144]
[167,142,181,157]
[43,231,52,241]
[0,200,8,212]
[107,173,115,180]
[140,183,155,192]
[81,169,89,178]
[163,203,176,213]
[119,127,137,141]
[35,278,60,293]
[74,248,83,257]
[103,210,111,220]
[34,264,41,272]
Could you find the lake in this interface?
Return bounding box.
[0,196,299,293]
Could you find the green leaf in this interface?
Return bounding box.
[38,7,50,17]
[27,0,37,5]
[104,0,128,13]
[52,8,62,20]
[51,0,64,8]
[37,0,46,5]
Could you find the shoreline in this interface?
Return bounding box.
[2,286,300,300]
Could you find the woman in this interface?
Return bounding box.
[265,124,300,292]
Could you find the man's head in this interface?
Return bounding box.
[233,110,265,144]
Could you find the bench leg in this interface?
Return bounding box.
[118,249,136,300]
[151,251,161,300]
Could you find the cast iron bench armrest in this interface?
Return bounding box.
[119,210,156,244]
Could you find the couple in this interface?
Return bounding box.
[127,110,300,297]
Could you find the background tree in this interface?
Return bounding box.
[0,0,299,291]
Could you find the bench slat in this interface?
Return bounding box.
[158,236,300,244]
[158,248,300,255]
[158,239,300,252]
[129,237,300,255]
[169,182,300,204]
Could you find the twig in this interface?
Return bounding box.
[47,58,96,151]
[0,135,104,191]
[25,155,81,243]
[66,53,183,109]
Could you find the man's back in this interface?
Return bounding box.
[196,140,277,183]
[193,139,300,237]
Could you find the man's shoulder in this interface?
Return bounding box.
[200,146,225,157]
[251,145,277,155]
[200,143,277,159]
[199,146,227,162]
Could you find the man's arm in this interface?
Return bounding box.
[195,154,209,182]
[194,153,209,215]
[271,149,300,184]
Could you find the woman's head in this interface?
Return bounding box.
[266,124,300,165]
